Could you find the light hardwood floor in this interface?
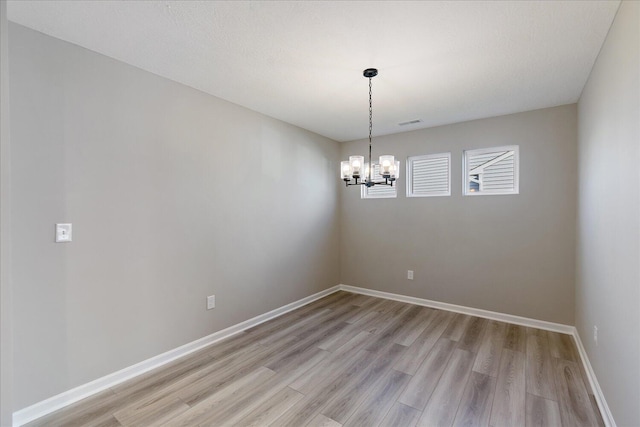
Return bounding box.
[26,291,604,426]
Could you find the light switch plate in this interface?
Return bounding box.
[55,223,72,243]
[207,295,216,310]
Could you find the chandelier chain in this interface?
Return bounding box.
[369,77,373,143]
[368,76,373,182]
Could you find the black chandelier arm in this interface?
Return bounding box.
[344,179,395,187]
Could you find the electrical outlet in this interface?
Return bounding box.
[207,295,216,310]
[593,325,598,345]
[407,270,414,280]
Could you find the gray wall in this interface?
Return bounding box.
[9,23,340,410]
[1,0,14,424]
[576,1,639,425]
[341,105,577,325]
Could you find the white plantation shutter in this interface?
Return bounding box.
[407,153,451,197]
[464,145,519,195]
[361,164,397,199]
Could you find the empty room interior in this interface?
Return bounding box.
[0,1,639,426]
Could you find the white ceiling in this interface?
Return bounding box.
[7,1,620,142]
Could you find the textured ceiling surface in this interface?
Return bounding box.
[7,1,620,142]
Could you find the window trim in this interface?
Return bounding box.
[462,145,519,196]
[406,152,451,198]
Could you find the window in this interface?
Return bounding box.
[463,145,519,195]
[361,164,397,199]
[406,153,451,197]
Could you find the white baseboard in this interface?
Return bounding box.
[14,283,614,427]
[338,284,614,426]
[571,329,616,427]
[338,284,574,334]
[12,285,340,427]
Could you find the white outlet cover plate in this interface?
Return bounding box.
[55,223,72,242]
[207,295,215,310]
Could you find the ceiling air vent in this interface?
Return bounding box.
[398,119,422,126]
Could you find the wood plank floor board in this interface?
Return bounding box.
[278,346,331,380]
[392,306,435,347]
[546,330,594,399]
[378,402,421,427]
[342,299,386,325]
[398,337,457,410]
[26,292,604,427]
[526,326,548,337]
[44,414,124,427]
[264,321,347,372]
[376,299,409,315]
[271,396,327,427]
[504,324,527,353]
[526,333,557,400]
[526,393,562,427]
[90,416,123,427]
[110,331,261,400]
[350,310,386,334]
[394,310,453,375]
[320,343,406,423]
[472,320,506,377]
[589,395,605,427]
[553,358,601,427]
[339,302,376,324]
[442,313,472,341]
[25,388,124,427]
[317,322,367,352]
[489,348,526,427]
[458,316,489,353]
[349,293,377,307]
[418,348,476,427]
[452,371,496,427]
[28,408,123,427]
[174,338,296,406]
[357,301,413,336]
[274,350,380,426]
[164,367,275,427]
[243,304,324,337]
[288,332,373,395]
[280,296,358,334]
[248,345,331,417]
[342,369,411,427]
[224,348,329,425]
[112,394,188,427]
[197,369,307,426]
[233,386,304,427]
[113,338,276,408]
[365,305,424,352]
[547,331,579,362]
[254,308,333,347]
[290,304,362,342]
[295,291,355,313]
[305,414,343,427]
[164,366,276,427]
[111,325,302,407]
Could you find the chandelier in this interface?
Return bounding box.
[341,68,399,188]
